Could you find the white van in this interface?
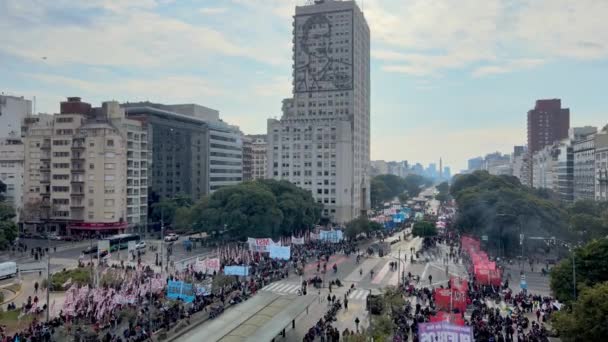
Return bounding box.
[0,262,18,279]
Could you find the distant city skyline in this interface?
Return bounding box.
[1,0,607,170]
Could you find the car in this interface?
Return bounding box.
[48,234,63,241]
[82,246,98,254]
[135,241,146,250]
[164,233,179,242]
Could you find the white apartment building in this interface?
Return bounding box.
[248,134,267,180]
[532,144,556,190]
[0,135,24,222]
[572,129,597,201]
[0,94,32,138]
[208,123,243,192]
[22,98,147,236]
[267,0,371,223]
[595,127,608,201]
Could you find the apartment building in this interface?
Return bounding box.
[0,135,24,222]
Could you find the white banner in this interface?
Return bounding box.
[195,257,220,274]
[292,237,305,245]
[247,237,276,253]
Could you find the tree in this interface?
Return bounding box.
[191,180,321,239]
[0,180,6,202]
[550,239,608,303]
[435,181,450,203]
[345,217,382,239]
[150,193,194,229]
[412,221,437,238]
[0,202,17,249]
[552,282,608,342]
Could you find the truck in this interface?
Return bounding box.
[0,262,18,279]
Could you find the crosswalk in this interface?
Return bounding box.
[347,289,369,301]
[261,282,302,295]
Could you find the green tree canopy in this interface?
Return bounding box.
[345,217,383,239]
[0,201,17,249]
[191,180,321,239]
[550,239,608,303]
[450,170,570,256]
[552,281,608,342]
[370,174,432,208]
[412,221,437,238]
[435,181,450,203]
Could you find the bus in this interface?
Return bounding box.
[105,234,141,252]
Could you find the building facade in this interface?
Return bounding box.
[267,0,370,223]
[0,94,32,138]
[0,135,24,222]
[595,128,608,201]
[242,135,253,181]
[247,134,267,180]
[21,98,148,236]
[572,128,597,201]
[527,99,570,154]
[532,145,556,190]
[123,102,242,198]
[552,140,574,202]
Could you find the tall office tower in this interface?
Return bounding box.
[527,99,570,154]
[267,0,370,223]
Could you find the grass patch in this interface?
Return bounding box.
[51,267,92,291]
[5,283,21,293]
[0,310,36,333]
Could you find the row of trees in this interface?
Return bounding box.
[450,171,571,257]
[550,239,608,341]
[0,180,18,249]
[370,174,432,208]
[152,180,322,240]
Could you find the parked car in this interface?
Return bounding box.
[48,234,62,241]
[135,241,146,250]
[164,233,179,242]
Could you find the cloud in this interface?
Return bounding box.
[472,58,546,77]
[253,77,291,97]
[367,0,608,76]
[0,1,278,68]
[199,7,228,15]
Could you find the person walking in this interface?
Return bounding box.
[34,282,39,294]
[344,298,348,311]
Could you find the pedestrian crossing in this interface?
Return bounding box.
[347,289,369,301]
[261,282,302,295]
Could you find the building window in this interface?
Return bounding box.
[104,199,115,207]
[107,139,114,147]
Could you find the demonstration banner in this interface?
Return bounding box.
[247,237,276,253]
[224,265,250,276]
[166,281,195,303]
[269,245,291,260]
[291,236,305,245]
[319,230,344,243]
[195,257,220,274]
[418,322,473,342]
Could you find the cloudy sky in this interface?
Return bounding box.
[1,0,607,171]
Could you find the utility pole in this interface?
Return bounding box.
[397,248,401,287]
[46,234,51,322]
[160,207,165,278]
[572,251,576,300]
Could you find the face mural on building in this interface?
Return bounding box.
[295,12,353,92]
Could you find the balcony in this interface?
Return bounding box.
[72,143,85,150]
[71,164,85,173]
[41,143,51,150]
[70,202,84,208]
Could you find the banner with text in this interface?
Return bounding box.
[247,238,276,253]
[195,257,220,274]
[418,322,473,342]
[224,265,250,276]
[166,281,195,303]
[291,236,305,245]
[319,230,344,243]
[268,245,291,260]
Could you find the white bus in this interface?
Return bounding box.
[0,262,18,279]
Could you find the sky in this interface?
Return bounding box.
[1,0,607,171]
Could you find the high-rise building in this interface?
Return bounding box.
[553,139,574,202]
[527,99,570,154]
[595,126,608,201]
[242,135,253,181]
[247,134,267,180]
[0,94,32,138]
[572,127,597,201]
[22,98,148,236]
[467,157,483,172]
[123,102,242,197]
[0,135,24,222]
[267,0,370,223]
